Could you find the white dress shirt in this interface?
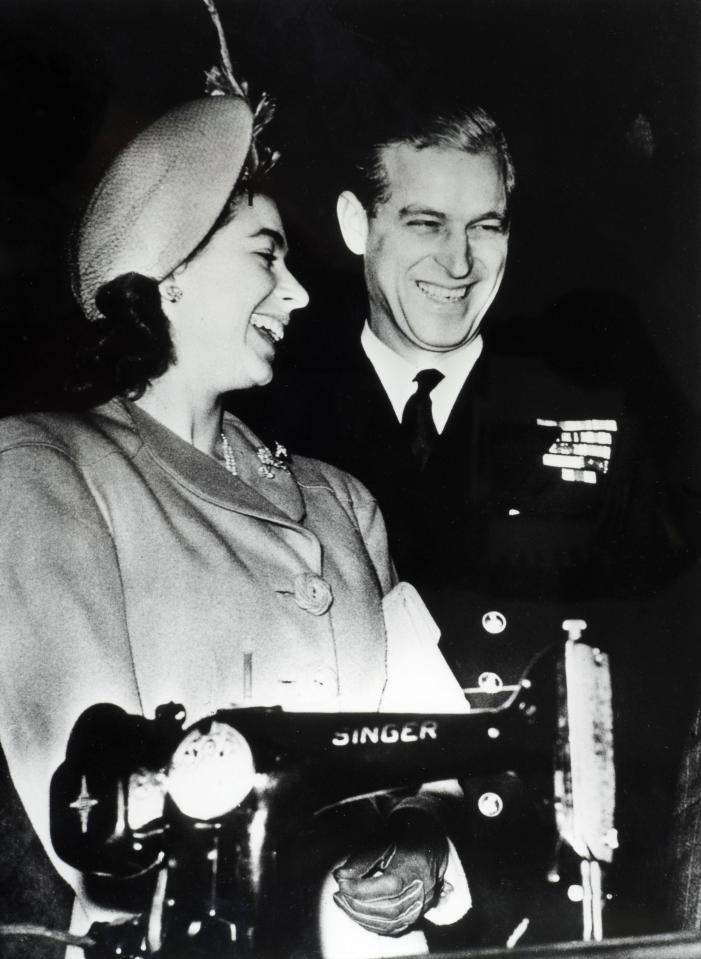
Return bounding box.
[360,322,484,434]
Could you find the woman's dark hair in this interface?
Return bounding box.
[67,272,175,404]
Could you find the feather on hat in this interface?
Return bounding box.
[73,0,279,321]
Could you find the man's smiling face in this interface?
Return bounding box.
[363,143,509,362]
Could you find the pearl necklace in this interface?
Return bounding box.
[220,433,238,476]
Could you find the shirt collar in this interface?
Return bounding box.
[360,322,483,432]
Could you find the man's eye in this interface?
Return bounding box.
[406,219,441,232]
[470,221,505,235]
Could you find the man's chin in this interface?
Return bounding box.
[407,323,481,354]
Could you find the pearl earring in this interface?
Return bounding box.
[163,283,183,304]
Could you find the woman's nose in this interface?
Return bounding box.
[278,266,310,311]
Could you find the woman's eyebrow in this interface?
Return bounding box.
[249,227,287,251]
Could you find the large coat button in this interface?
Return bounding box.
[292,573,334,615]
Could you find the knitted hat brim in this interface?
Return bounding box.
[76,96,253,321]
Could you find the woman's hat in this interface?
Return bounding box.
[75,95,253,321]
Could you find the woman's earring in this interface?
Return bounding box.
[164,283,183,304]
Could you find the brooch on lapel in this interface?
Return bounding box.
[256,442,290,479]
[537,418,618,485]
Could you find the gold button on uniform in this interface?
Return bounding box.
[478,792,504,817]
[482,610,506,634]
[478,671,504,693]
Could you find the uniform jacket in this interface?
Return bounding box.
[243,330,685,705]
[238,320,693,943]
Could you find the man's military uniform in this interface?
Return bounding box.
[236,314,691,946]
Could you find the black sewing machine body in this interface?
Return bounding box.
[50,637,613,957]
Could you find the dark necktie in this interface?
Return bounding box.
[401,369,445,468]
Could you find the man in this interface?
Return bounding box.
[260,103,681,699]
[237,103,691,945]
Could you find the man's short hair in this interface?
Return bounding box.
[351,105,515,217]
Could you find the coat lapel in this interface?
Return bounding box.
[222,413,306,523]
[119,401,307,528]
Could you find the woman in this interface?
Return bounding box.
[0,93,468,954]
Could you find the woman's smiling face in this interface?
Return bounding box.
[162,193,309,395]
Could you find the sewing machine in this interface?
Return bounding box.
[49,622,615,958]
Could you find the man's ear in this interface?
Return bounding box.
[336,191,369,256]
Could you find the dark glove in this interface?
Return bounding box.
[332,810,449,936]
